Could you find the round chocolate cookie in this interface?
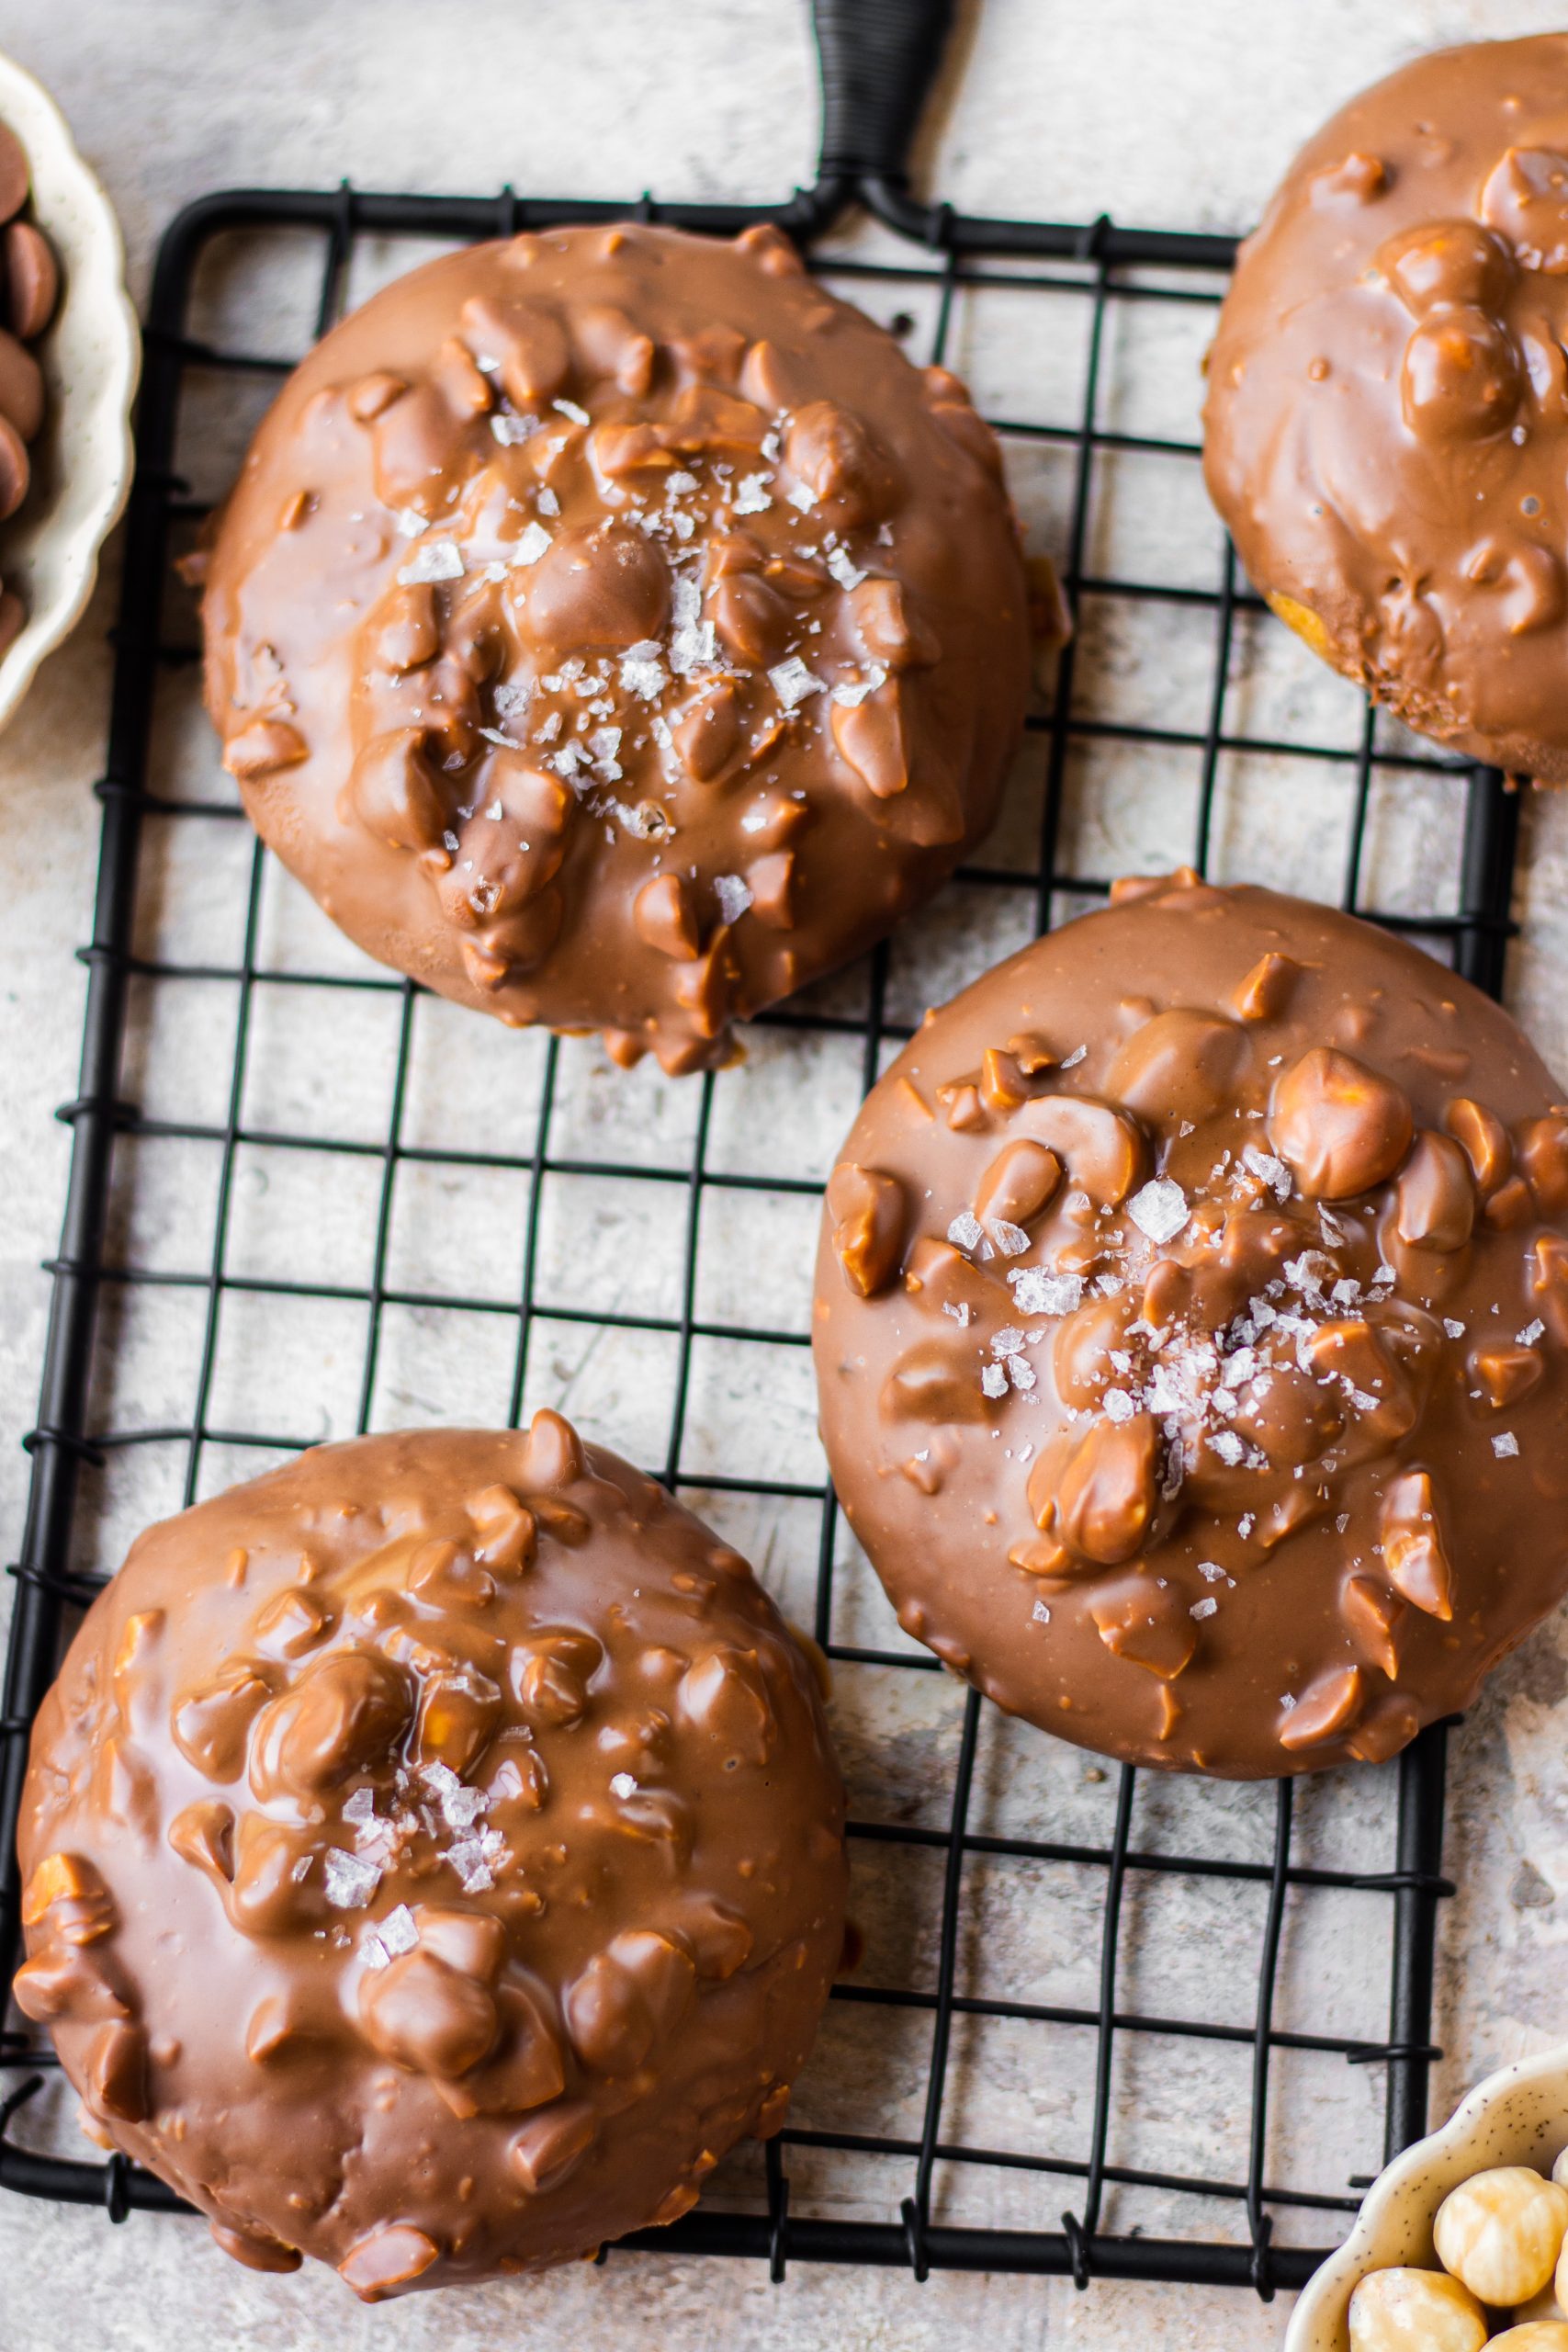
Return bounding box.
[1204,34,1568,783]
[201,221,1029,1073]
[813,872,1568,1777]
[15,1417,846,2295]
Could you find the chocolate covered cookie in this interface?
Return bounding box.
[201,221,1029,1072]
[1204,35,1568,783]
[813,872,1568,1776]
[16,1418,846,2295]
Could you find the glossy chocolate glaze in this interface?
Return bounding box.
[17,1419,847,2295]
[813,874,1568,1776]
[201,221,1030,1071]
[1205,35,1568,782]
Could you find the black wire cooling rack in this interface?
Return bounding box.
[0,0,1522,2307]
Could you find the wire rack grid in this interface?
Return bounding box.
[0,160,1520,2303]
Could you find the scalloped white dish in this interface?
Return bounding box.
[0,47,139,734]
[1285,2049,1568,2349]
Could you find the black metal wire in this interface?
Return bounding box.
[0,169,1505,2301]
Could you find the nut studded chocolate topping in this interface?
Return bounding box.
[813,874,1568,1776]
[1205,34,1568,784]
[16,1419,846,2295]
[199,221,1029,1072]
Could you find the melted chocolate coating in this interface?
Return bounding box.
[1204,35,1568,783]
[201,222,1029,1073]
[17,1419,846,2295]
[813,873,1568,1777]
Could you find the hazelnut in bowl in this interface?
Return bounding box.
[1286,2048,1568,2347]
[0,48,138,732]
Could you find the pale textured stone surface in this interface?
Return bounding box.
[3,5,1568,2347]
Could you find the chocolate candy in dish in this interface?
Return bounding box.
[0,111,61,644]
[813,870,1568,1777]
[1206,34,1568,784]
[16,1417,847,2296]
[200,220,1031,1074]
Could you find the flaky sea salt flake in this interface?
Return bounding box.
[991,1219,1030,1257]
[714,874,752,925]
[1129,1177,1190,1246]
[1242,1145,1292,1201]
[770,656,825,710]
[1494,1430,1520,1459]
[381,1905,418,1956]
[826,546,865,590]
[981,1364,1009,1399]
[511,521,552,568]
[947,1210,984,1251]
[323,1849,380,1910]
[1008,1266,1083,1317]
[619,647,666,699]
[397,537,464,586]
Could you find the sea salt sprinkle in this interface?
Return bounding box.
[619,641,666,699]
[1128,1176,1190,1245]
[1493,1430,1520,1459]
[1008,1265,1084,1317]
[323,1849,380,1910]
[947,1209,984,1250]
[669,575,716,674]
[831,662,886,707]
[447,1828,508,1894]
[769,655,826,709]
[511,521,552,567]
[397,537,464,586]
[381,1904,418,1955]
[714,874,752,925]
[420,1759,487,1831]
[1240,1144,1292,1201]
[361,1904,419,1971]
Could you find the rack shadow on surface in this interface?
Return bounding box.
[0,173,1505,2301]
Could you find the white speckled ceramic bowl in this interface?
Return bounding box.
[0,47,138,733]
[1285,2050,1568,2348]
